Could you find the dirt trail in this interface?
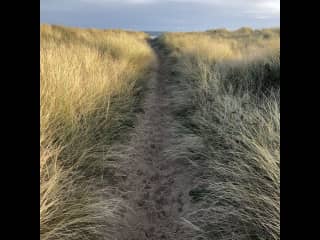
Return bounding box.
[116,40,196,240]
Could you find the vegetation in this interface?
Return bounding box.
[40,24,156,240]
[159,28,280,240]
[40,24,280,240]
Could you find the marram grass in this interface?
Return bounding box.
[40,24,156,240]
[160,27,280,240]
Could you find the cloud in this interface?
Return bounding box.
[41,0,279,14]
[40,0,280,31]
[79,0,158,4]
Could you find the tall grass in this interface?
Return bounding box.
[40,24,156,240]
[159,28,280,240]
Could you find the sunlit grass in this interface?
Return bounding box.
[40,24,156,240]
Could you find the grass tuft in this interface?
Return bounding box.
[40,24,156,240]
[159,27,280,240]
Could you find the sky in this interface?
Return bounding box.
[40,0,280,32]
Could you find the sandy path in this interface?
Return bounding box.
[115,40,196,240]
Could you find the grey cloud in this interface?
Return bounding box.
[40,0,280,31]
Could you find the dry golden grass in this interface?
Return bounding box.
[40,24,156,240]
[159,28,280,240]
[162,28,279,62]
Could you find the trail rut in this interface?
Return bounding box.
[115,40,197,240]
